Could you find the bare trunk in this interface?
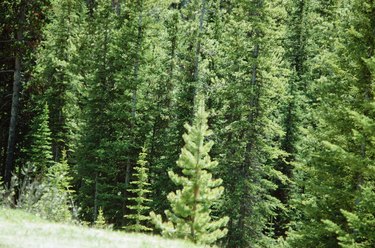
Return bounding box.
[132,0,143,119]
[124,161,131,191]
[112,0,121,16]
[5,5,25,187]
[4,56,20,187]
[93,172,98,222]
[125,0,143,200]
[193,0,206,83]
[236,41,260,246]
[192,0,206,107]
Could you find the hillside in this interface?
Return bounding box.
[0,208,200,248]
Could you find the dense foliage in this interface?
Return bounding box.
[1,0,375,247]
[151,98,228,245]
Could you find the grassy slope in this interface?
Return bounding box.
[0,208,200,248]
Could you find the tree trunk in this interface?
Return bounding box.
[132,0,143,119]
[125,0,144,199]
[93,172,98,222]
[4,4,25,187]
[235,40,260,247]
[112,0,121,16]
[193,0,206,83]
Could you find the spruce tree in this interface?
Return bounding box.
[323,183,375,248]
[144,3,179,216]
[26,103,54,176]
[77,0,174,226]
[151,98,229,245]
[124,147,152,232]
[46,150,73,195]
[149,0,221,218]
[17,103,56,214]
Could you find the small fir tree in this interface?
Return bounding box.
[124,147,152,232]
[34,150,73,222]
[94,207,107,229]
[151,98,229,245]
[46,149,73,194]
[19,103,54,212]
[27,103,54,175]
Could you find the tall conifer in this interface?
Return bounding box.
[76,0,119,224]
[32,0,85,161]
[211,1,289,246]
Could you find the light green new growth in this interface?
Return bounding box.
[34,149,73,222]
[47,150,73,194]
[94,207,107,229]
[124,147,152,232]
[151,97,229,245]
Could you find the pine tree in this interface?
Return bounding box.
[124,147,152,232]
[151,97,229,245]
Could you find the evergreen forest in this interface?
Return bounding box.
[1,0,375,247]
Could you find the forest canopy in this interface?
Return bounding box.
[1,0,375,247]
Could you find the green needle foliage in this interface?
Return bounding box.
[46,150,73,195]
[31,0,86,161]
[124,147,152,232]
[288,1,375,247]
[94,207,107,229]
[26,103,54,176]
[151,97,229,245]
[30,150,73,222]
[5,0,375,246]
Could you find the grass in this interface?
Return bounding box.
[0,208,201,248]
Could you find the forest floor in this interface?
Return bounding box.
[0,208,200,248]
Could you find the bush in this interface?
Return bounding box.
[14,157,74,223]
